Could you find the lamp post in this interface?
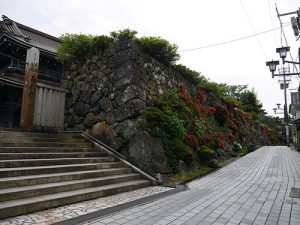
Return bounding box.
[266,46,293,147]
[273,104,284,114]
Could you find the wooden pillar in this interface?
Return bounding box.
[20,47,40,131]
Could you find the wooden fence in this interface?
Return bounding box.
[33,82,66,130]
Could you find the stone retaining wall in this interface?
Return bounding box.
[61,40,196,175]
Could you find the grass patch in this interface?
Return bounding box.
[170,166,214,184]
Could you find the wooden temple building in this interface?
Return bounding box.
[0,15,66,130]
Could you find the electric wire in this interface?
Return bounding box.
[268,0,278,45]
[276,5,299,75]
[179,25,288,53]
[240,0,267,59]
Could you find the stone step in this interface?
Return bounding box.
[0,147,99,153]
[0,152,107,160]
[0,162,126,177]
[0,168,133,189]
[0,173,141,202]
[0,131,81,139]
[0,136,89,143]
[0,142,94,148]
[0,157,117,168]
[0,180,150,219]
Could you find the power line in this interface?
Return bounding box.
[268,0,278,45]
[179,26,288,53]
[240,0,267,59]
[276,5,299,74]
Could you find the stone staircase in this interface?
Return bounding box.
[0,131,152,219]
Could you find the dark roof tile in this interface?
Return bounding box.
[0,15,61,54]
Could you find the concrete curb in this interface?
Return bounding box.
[54,185,187,225]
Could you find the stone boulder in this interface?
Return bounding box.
[115,85,146,105]
[73,102,90,116]
[87,122,114,146]
[83,112,100,128]
[116,119,140,139]
[127,131,171,175]
[113,99,146,123]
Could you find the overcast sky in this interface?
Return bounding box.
[1,0,299,116]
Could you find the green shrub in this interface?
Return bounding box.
[166,139,188,159]
[194,118,205,138]
[143,106,186,140]
[197,146,215,161]
[222,96,240,108]
[110,28,138,42]
[198,81,226,97]
[139,36,180,65]
[172,64,207,84]
[92,35,114,52]
[214,104,229,126]
[57,34,113,62]
[57,33,93,61]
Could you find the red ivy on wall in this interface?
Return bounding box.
[228,132,236,141]
[185,133,199,149]
[197,90,205,105]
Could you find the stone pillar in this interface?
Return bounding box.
[20,47,40,131]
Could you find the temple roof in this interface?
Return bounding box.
[0,15,61,55]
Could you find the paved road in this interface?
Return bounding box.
[84,146,300,225]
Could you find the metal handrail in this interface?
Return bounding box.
[60,130,157,184]
[80,132,127,160]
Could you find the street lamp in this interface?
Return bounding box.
[273,104,284,114]
[276,46,290,62]
[266,44,300,147]
[266,60,279,78]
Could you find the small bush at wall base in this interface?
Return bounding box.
[197,146,215,162]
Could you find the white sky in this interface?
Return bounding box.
[1,0,299,116]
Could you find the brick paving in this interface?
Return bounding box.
[84,146,300,225]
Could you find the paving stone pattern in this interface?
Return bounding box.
[85,146,300,225]
[0,186,172,225]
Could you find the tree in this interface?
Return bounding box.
[223,84,248,100]
[239,90,263,114]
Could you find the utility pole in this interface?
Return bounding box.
[282,66,290,146]
[20,47,40,131]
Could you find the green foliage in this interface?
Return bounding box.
[139,36,180,65]
[222,96,240,107]
[194,118,205,138]
[198,81,226,97]
[143,107,186,141]
[92,35,114,52]
[257,115,284,132]
[171,64,207,84]
[57,29,181,66]
[197,146,215,161]
[240,90,263,114]
[223,84,248,99]
[166,139,188,159]
[57,34,93,62]
[110,28,138,42]
[175,166,213,182]
[214,105,228,126]
[57,34,113,62]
